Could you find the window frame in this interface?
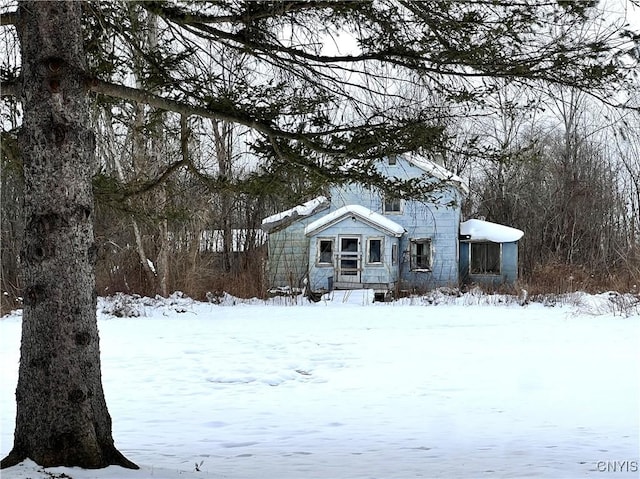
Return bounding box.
[366,237,384,265]
[317,238,334,266]
[470,242,501,275]
[383,196,402,215]
[410,238,432,271]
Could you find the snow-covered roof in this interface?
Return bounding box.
[262,196,329,232]
[305,205,405,237]
[406,155,469,194]
[460,219,524,243]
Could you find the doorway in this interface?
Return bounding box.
[337,236,361,284]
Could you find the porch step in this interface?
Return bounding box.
[333,281,395,291]
[326,289,375,305]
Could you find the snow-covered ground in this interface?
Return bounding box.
[1,291,638,479]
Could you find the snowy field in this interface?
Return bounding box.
[1,291,638,479]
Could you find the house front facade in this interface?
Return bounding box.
[262,154,522,295]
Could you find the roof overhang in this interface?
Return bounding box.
[261,196,329,233]
[405,155,470,195]
[305,205,405,237]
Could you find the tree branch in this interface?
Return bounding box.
[87,78,337,154]
[126,157,188,198]
[89,78,271,129]
[136,1,339,26]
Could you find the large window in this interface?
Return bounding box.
[383,196,402,214]
[318,239,333,265]
[470,242,501,274]
[367,238,383,264]
[410,238,432,271]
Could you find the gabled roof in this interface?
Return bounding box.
[304,205,405,237]
[460,219,524,242]
[261,196,330,233]
[403,155,469,195]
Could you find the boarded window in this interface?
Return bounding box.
[367,238,382,264]
[470,242,501,274]
[410,239,432,270]
[318,239,333,264]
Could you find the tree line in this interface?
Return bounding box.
[4,62,640,305]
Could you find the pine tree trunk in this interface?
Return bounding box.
[1,1,137,470]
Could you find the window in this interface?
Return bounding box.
[383,196,402,214]
[367,238,383,264]
[388,154,397,166]
[410,239,432,271]
[318,239,333,265]
[392,243,398,265]
[471,242,501,274]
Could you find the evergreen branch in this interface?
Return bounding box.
[95,157,187,203]
[127,157,188,198]
[88,77,347,155]
[89,77,290,135]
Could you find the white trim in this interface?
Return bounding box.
[410,238,433,272]
[366,237,384,265]
[383,196,402,215]
[304,205,405,237]
[316,237,334,267]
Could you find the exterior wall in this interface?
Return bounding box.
[501,242,519,284]
[265,156,466,292]
[265,220,311,290]
[306,218,400,291]
[327,157,464,290]
[399,201,461,290]
[459,241,519,286]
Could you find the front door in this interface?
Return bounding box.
[337,236,361,284]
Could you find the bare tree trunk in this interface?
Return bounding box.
[2,1,137,470]
[147,15,170,297]
[129,8,170,296]
[131,103,158,290]
[212,120,234,272]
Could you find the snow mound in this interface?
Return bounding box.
[460,218,524,242]
[99,291,197,318]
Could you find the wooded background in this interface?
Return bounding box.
[2,1,639,313]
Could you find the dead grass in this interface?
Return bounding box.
[522,261,640,296]
[3,250,639,317]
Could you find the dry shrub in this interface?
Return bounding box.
[168,248,267,301]
[523,260,640,296]
[95,246,157,297]
[95,248,267,302]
